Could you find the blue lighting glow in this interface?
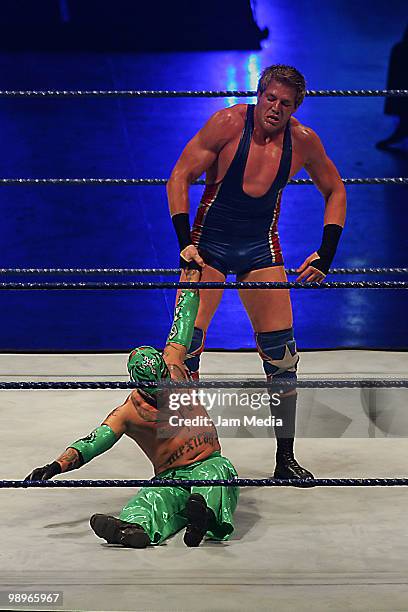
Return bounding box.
[225,54,259,107]
[246,54,260,92]
[225,64,238,107]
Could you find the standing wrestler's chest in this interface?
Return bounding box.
[216,136,283,197]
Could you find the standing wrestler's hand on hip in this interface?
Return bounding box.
[180,245,205,269]
[296,251,326,283]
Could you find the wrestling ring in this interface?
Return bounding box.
[1,87,408,612]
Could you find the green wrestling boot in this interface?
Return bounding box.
[90,514,150,548]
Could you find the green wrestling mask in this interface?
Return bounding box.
[127,346,170,396]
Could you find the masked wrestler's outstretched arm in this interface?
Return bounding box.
[24,397,134,480]
[25,268,201,480]
[163,267,201,379]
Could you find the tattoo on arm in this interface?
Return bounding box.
[163,344,185,360]
[130,393,158,422]
[163,345,188,380]
[56,448,82,472]
[101,400,129,436]
[102,407,120,424]
[185,268,200,284]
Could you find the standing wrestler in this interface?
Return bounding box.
[25,269,239,548]
[167,64,346,481]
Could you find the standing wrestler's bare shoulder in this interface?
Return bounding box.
[290,118,326,164]
[168,104,247,182]
[201,104,246,147]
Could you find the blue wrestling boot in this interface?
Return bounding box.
[184,494,214,547]
[90,514,150,548]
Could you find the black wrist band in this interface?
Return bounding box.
[318,224,343,259]
[172,213,192,251]
[314,224,343,274]
[48,461,63,477]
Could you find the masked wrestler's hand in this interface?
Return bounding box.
[180,245,205,269]
[296,251,326,283]
[167,362,189,381]
[163,345,190,380]
[24,461,62,481]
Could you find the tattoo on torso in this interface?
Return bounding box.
[161,432,217,469]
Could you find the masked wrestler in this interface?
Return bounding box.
[25,269,239,548]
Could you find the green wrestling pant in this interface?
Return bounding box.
[119,452,239,545]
